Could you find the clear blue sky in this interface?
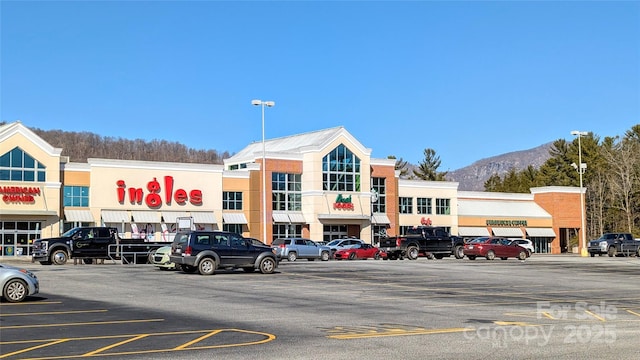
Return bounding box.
[2,1,638,171]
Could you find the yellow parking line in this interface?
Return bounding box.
[0,318,164,330]
[174,330,222,350]
[0,301,61,307]
[627,309,640,317]
[83,334,149,356]
[584,310,606,322]
[327,327,471,339]
[0,309,108,317]
[0,339,69,359]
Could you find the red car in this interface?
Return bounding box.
[463,237,529,260]
[334,243,382,260]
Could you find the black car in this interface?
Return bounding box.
[169,231,278,275]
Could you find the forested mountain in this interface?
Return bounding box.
[446,143,553,191]
[20,124,229,164]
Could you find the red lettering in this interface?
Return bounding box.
[128,188,144,204]
[146,193,162,208]
[116,180,126,203]
[333,202,354,210]
[189,190,203,205]
[174,189,188,205]
[147,177,161,193]
[164,176,174,205]
[115,176,202,208]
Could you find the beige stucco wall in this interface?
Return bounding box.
[0,125,62,238]
[397,180,459,231]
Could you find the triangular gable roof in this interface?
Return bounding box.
[0,121,62,156]
[226,126,371,164]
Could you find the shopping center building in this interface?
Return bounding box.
[0,121,584,257]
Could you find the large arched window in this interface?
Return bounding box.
[0,147,46,182]
[322,144,360,191]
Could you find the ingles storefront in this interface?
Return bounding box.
[0,121,584,257]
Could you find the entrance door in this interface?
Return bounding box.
[323,225,347,243]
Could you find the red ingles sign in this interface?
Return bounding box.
[116,176,202,208]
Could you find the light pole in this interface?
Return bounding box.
[252,99,275,244]
[571,130,588,257]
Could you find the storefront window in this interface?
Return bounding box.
[417,198,432,214]
[372,177,386,213]
[223,192,243,210]
[63,186,89,207]
[273,224,302,241]
[399,197,413,214]
[223,224,243,234]
[322,144,360,191]
[272,173,301,211]
[1,221,41,256]
[0,147,46,182]
[436,198,451,215]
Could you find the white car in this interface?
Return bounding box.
[149,246,176,270]
[508,239,534,256]
[1,264,40,302]
[326,238,365,256]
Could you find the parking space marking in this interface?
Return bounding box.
[0,329,275,360]
[584,310,607,322]
[0,309,108,317]
[0,318,164,330]
[0,301,62,307]
[324,324,471,340]
[0,339,70,359]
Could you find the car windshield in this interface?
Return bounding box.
[271,239,286,245]
[61,228,81,237]
[326,240,342,246]
[469,237,488,244]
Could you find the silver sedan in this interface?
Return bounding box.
[1,263,40,302]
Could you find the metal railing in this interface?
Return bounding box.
[107,243,166,264]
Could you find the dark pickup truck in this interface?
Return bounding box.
[379,226,466,260]
[32,226,167,265]
[588,233,640,257]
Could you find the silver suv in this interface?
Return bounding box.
[271,238,331,262]
[326,238,365,256]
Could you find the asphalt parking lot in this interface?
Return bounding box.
[1,255,639,360]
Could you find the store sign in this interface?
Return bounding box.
[486,220,527,227]
[116,176,203,208]
[0,186,41,204]
[333,194,354,210]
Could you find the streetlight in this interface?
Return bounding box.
[571,130,588,257]
[252,99,275,244]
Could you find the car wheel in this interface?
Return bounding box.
[374,252,380,260]
[3,278,28,303]
[608,246,617,257]
[287,252,298,262]
[180,264,198,273]
[590,252,595,257]
[320,251,330,261]
[468,256,476,260]
[147,251,156,264]
[406,246,419,260]
[527,250,532,257]
[259,257,276,274]
[51,249,68,265]
[517,251,527,260]
[485,250,495,260]
[454,245,465,259]
[637,248,640,257]
[198,258,216,275]
[348,252,356,260]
